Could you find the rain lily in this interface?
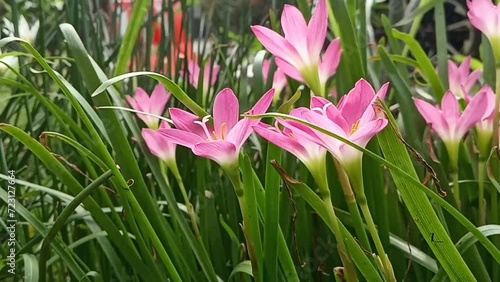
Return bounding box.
[142,121,177,162]
[473,86,496,156]
[253,110,326,172]
[3,15,39,44]
[467,0,500,59]
[159,88,275,169]
[414,90,492,168]
[126,84,171,129]
[262,59,287,96]
[251,0,342,96]
[187,59,220,91]
[287,80,389,174]
[448,57,482,100]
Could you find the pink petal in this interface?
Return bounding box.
[253,124,309,162]
[213,88,240,135]
[302,110,347,155]
[142,125,176,161]
[126,96,140,111]
[149,84,170,116]
[340,118,388,163]
[158,128,204,149]
[457,90,491,137]
[319,39,342,83]
[251,25,303,67]
[275,57,305,82]
[169,108,207,138]
[338,79,377,126]
[414,98,449,139]
[310,96,349,132]
[134,87,149,105]
[187,60,200,87]
[273,67,288,93]
[467,0,498,36]
[192,141,238,166]
[441,91,460,122]
[225,89,275,148]
[462,69,482,95]
[262,59,271,82]
[248,88,276,115]
[281,5,308,58]
[307,0,328,60]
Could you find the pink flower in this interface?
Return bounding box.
[253,109,326,170]
[159,88,275,168]
[473,86,496,155]
[414,90,492,166]
[251,0,342,96]
[142,121,177,162]
[467,0,500,39]
[126,84,170,129]
[285,79,389,168]
[415,91,491,143]
[187,59,220,90]
[262,59,287,95]
[448,57,482,99]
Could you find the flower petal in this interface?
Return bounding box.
[193,141,238,166]
[251,25,303,67]
[319,39,342,83]
[142,125,176,161]
[149,84,170,116]
[169,108,207,137]
[414,98,449,139]
[467,0,498,36]
[253,123,309,162]
[213,88,240,134]
[158,128,204,149]
[457,90,491,137]
[307,0,328,60]
[281,5,308,58]
[275,57,305,82]
[441,91,460,122]
[338,79,377,126]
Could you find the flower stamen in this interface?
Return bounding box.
[194,115,213,141]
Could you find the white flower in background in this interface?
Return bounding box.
[3,15,39,45]
[0,50,19,76]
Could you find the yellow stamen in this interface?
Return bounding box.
[211,131,218,140]
[350,120,361,135]
[221,123,228,140]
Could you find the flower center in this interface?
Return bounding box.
[349,120,360,136]
[194,115,214,141]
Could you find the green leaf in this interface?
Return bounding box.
[90,71,208,117]
[229,260,254,281]
[431,225,500,282]
[271,162,383,281]
[21,254,39,282]
[392,29,446,100]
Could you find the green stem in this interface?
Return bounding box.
[226,166,260,281]
[39,170,115,282]
[310,165,357,282]
[166,160,202,240]
[334,160,371,252]
[452,171,461,211]
[346,162,396,282]
[478,159,486,225]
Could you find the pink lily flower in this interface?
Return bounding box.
[473,86,496,155]
[262,59,287,95]
[187,59,221,91]
[142,121,177,162]
[253,109,326,170]
[467,0,500,39]
[251,0,342,96]
[126,84,171,129]
[448,57,482,100]
[414,90,492,167]
[285,79,389,170]
[159,88,275,168]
